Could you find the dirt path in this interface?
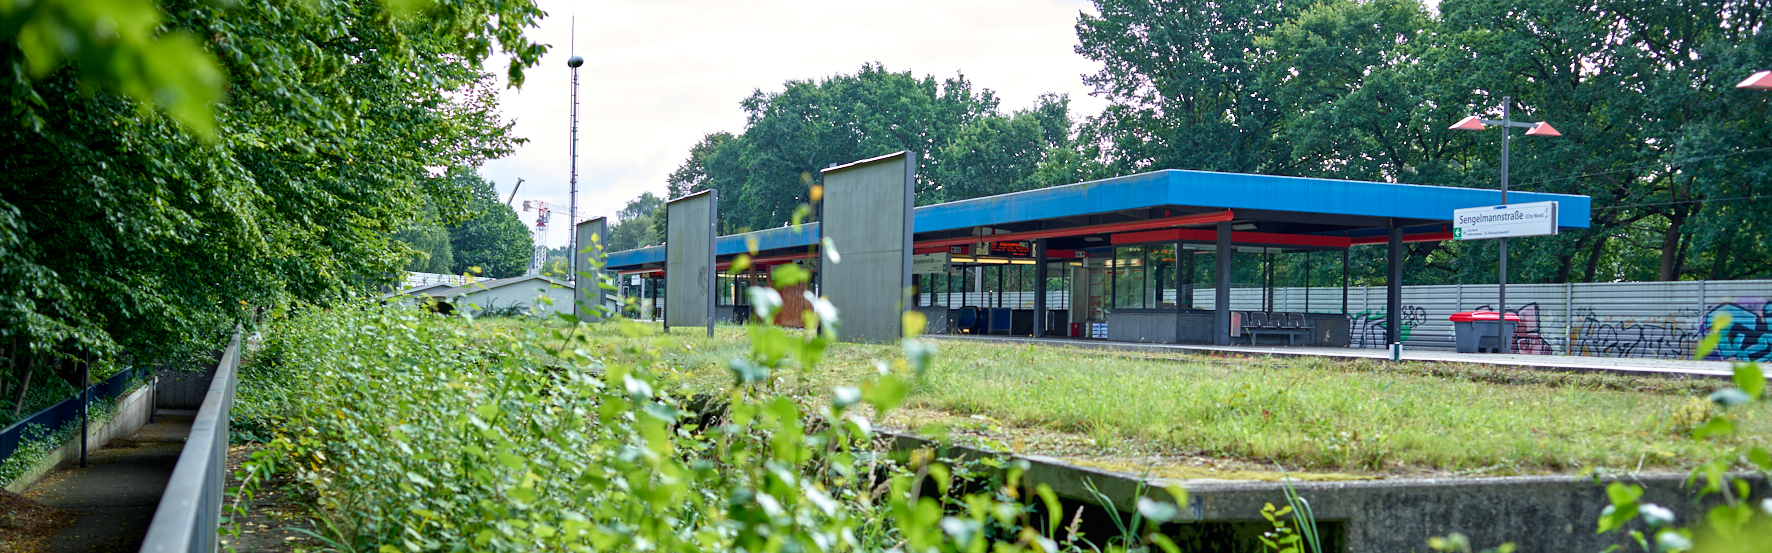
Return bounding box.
[218,444,323,552]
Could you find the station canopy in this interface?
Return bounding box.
[605,169,1591,272]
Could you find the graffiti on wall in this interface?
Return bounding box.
[1350,306,1426,349]
[1471,303,1554,355]
[1570,307,1702,359]
[1704,300,1771,362]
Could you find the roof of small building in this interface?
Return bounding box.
[429,275,571,298]
[382,282,454,298]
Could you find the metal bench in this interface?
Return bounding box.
[1243,311,1311,346]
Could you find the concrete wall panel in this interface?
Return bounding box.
[574,217,608,321]
[820,152,914,343]
[665,191,716,334]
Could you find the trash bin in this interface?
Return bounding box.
[1449,311,1521,353]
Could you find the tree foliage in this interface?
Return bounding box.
[663,63,1099,233]
[447,171,533,278]
[1074,0,1772,284]
[396,205,455,274]
[606,192,664,252]
[0,0,546,378]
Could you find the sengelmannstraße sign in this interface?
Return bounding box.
[1453,201,1558,240]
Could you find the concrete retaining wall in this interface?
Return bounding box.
[157,364,214,410]
[886,430,1766,552]
[1107,311,1177,343]
[5,380,156,493]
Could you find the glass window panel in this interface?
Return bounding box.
[1114,246,1146,309]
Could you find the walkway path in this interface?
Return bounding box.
[21,410,194,553]
[933,335,1736,378]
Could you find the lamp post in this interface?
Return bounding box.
[1450,96,1560,354]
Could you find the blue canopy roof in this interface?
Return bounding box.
[607,169,1590,269]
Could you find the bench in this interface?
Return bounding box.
[1242,311,1311,346]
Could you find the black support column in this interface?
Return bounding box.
[1033,238,1048,337]
[1387,219,1404,346]
[1215,221,1233,346]
[1174,241,1186,343]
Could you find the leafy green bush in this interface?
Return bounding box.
[236,285,1189,551]
[0,391,123,487]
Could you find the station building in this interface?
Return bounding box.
[604,169,1590,347]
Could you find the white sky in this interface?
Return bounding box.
[478,0,1107,248]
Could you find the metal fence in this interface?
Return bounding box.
[140,330,241,553]
[1186,279,1772,361]
[404,271,471,288]
[0,366,149,470]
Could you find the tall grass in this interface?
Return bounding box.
[553,322,1768,475]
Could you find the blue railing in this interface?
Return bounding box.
[140,330,242,553]
[0,364,150,470]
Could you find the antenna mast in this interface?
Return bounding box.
[566,17,583,285]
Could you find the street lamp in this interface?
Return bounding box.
[1449,95,1560,354]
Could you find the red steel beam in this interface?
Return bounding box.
[1350,231,1455,245]
[1112,228,1353,249]
[715,251,815,270]
[913,210,1234,248]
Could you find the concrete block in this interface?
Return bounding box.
[575,217,609,322]
[666,191,716,335]
[820,152,915,343]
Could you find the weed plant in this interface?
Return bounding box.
[555,326,1770,475]
[0,392,122,487]
[232,289,1192,551]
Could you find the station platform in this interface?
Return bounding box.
[928,334,1737,378]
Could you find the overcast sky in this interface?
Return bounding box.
[479,0,1107,248]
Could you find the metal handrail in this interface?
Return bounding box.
[140,330,242,553]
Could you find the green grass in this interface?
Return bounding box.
[468,317,1769,476]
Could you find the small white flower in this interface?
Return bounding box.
[1641,503,1675,526]
[832,386,862,408]
[1655,530,1692,551]
[1761,497,1772,515]
[821,237,841,264]
[747,286,782,321]
[803,291,840,330]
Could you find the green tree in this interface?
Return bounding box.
[938,93,1105,199]
[447,171,532,278]
[607,192,664,251]
[667,63,1089,232]
[1076,0,1772,284]
[396,210,455,274]
[0,0,546,373]
[1076,0,1314,175]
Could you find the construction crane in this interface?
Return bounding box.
[519,199,597,276]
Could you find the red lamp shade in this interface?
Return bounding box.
[1449,115,1486,131]
[1739,70,1772,90]
[1525,122,1561,136]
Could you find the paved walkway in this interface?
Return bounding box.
[933,335,1736,377]
[21,410,193,553]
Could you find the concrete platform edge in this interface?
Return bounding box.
[883,429,1766,552]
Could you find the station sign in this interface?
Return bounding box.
[911,253,949,275]
[1453,201,1558,240]
[988,241,1033,258]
